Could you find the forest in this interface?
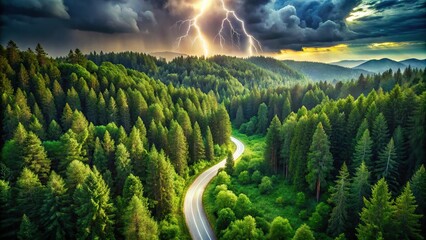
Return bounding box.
[0,41,425,240]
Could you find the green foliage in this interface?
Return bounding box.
[259,176,273,194]
[306,123,333,201]
[268,216,293,240]
[394,183,423,240]
[295,192,306,207]
[234,193,253,219]
[292,224,315,240]
[225,150,234,175]
[356,178,394,240]
[18,214,39,240]
[123,195,158,240]
[168,121,188,177]
[191,122,205,164]
[22,132,51,182]
[216,208,236,234]
[73,168,115,239]
[205,126,215,161]
[375,138,399,192]
[308,202,331,232]
[327,163,350,236]
[216,171,231,186]
[251,170,262,184]
[222,215,264,240]
[352,129,373,170]
[265,115,281,173]
[215,190,238,210]
[16,168,45,219]
[238,170,250,184]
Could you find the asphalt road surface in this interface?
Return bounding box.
[184,136,245,240]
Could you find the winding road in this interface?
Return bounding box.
[184,136,245,240]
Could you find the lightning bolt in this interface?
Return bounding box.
[175,0,261,57]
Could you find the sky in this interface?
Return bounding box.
[1,0,425,62]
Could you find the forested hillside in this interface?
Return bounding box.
[0,41,232,239]
[204,65,426,239]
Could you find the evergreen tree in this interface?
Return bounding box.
[328,163,350,236]
[117,89,131,131]
[394,183,423,240]
[103,130,116,171]
[211,105,231,145]
[97,92,107,125]
[205,126,215,161]
[18,214,39,240]
[61,103,73,130]
[29,116,46,140]
[40,172,72,239]
[410,165,425,221]
[73,168,115,239]
[65,160,91,190]
[47,120,62,140]
[352,129,373,170]
[58,131,85,173]
[264,116,281,174]
[127,127,145,178]
[115,143,132,194]
[225,151,234,175]
[16,168,44,220]
[282,96,292,120]
[281,115,296,178]
[408,92,426,176]
[234,105,245,128]
[356,179,394,240]
[107,97,118,123]
[123,195,158,240]
[85,88,98,124]
[167,121,188,176]
[375,138,399,192]
[350,161,371,219]
[122,174,144,203]
[177,109,193,140]
[256,103,269,134]
[372,113,390,162]
[93,137,108,173]
[190,122,205,164]
[306,122,333,201]
[22,132,51,182]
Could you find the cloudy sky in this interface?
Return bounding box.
[1,0,425,62]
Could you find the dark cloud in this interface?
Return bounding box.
[2,0,69,19]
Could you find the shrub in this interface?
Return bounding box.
[275,196,284,205]
[215,190,238,210]
[259,176,273,194]
[295,192,305,207]
[299,210,309,220]
[238,170,250,184]
[216,208,236,234]
[251,170,262,184]
[216,171,231,185]
[214,184,228,196]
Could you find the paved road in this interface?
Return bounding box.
[184,136,245,240]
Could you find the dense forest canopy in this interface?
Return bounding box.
[1,41,425,240]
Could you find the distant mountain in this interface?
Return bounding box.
[150,51,188,61]
[330,60,366,68]
[354,58,406,73]
[399,58,426,69]
[246,56,306,81]
[282,60,371,82]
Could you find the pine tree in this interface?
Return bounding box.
[408,92,426,176]
[29,115,46,140]
[282,96,292,120]
[356,178,394,240]
[127,127,145,178]
[107,97,118,124]
[122,174,144,203]
[211,105,231,145]
[22,132,51,182]
[177,109,193,140]
[234,105,245,128]
[97,92,107,125]
[103,130,115,171]
[394,183,423,239]
[205,126,214,161]
[410,165,425,216]
[47,120,62,140]
[375,138,399,192]
[306,122,334,201]
[65,160,91,190]
[328,163,350,236]
[58,131,85,173]
[85,88,98,124]
[256,103,269,134]
[18,214,39,240]
[115,143,132,194]
[264,116,281,174]
[117,89,131,131]
[191,122,205,164]
[61,103,73,130]
[372,113,390,162]
[225,151,234,175]
[281,115,296,178]
[16,168,44,220]
[93,137,108,173]
[352,129,373,170]
[123,195,158,240]
[40,172,72,239]
[350,161,371,218]
[73,168,115,239]
[167,121,188,176]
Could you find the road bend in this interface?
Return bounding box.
[184,136,245,240]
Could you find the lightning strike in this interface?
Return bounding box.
[176,0,262,57]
